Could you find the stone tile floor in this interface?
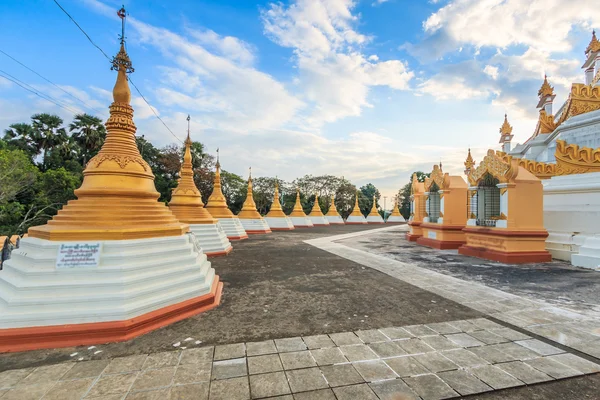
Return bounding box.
[0,318,598,400]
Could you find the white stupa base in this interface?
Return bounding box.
[189,222,232,256]
[366,215,385,224]
[217,217,249,240]
[571,235,600,270]
[264,217,295,231]
[308,216,330,226]
[325,215,345,225]
[346,215,367,224]
[0,235,219,331]
[238,218,272,234]
[289,216,314,228]
[386,216,406,223]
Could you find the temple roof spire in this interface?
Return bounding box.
[538,75,554,98]
[586,30,600,55]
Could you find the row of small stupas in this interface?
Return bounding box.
[0,13,404,353]
[406,31,600,269]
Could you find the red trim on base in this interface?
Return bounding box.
[327,222,345,225]
[367,222,385,224]
[206,246,233,257]
[0,278,223,353]
[458,245,552,264]
[245,230,272,234]
[462,227,549,238]
[385,222,406,224]
[420,223,465,231]
[227,235,249,240]
[292,225,313,228]
[406,233,422,242]
[312,224,330,227]
[269,227,295,231]
[345,222,368,225]
[416,237,465,250]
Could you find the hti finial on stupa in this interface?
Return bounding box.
[27,7,187,241]
[586,30,600,55]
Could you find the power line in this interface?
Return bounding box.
[0,71,78,115]
[0,49,107,117]
[52,0,184,144]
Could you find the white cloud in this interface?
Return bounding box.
[262,0,414,126]
[187,28,256,66]
[483,65,499,80]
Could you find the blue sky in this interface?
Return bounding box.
[0,0,597,201]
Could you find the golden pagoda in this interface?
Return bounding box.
[346,190,367,224]
[288,188,313,227]
[387,195,405,223]
[307,193,330,226]
[204,153,248,240]
[0,9,222,353]
[28,42,187,241]
[464,148,475,176]
[366,195,384,224]
[325,194,344,225]
[499,114,514,152]
[168,118,232,256]
[264,181,295,230]
[237,168,271,234]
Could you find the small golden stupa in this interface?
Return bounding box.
[325,194,344,225]
[366,195,384,224]
[237,168,271,234]
[28,41,187,240]
[387,195,406,223]
[289,188,308,217]
[168,121,218,225]
[264,181,295,230]
[308,193,330,226]
[346,190,367,224]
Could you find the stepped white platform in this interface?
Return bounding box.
[366,215,385,224]
[189,223,232,257]
[290,216,314,228]
[346,215,367,224]
[217,218,249,240]
[308,216,330,226]
[0,234,222,352]
[571,236,600,270]
[239,218,272,234]
[386,215,406,223]
[325,215,345,225]
[264,216,295,231]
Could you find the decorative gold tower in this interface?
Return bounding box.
[464,148,475,176]
[499,114,514,152]
[28,42,187,241]
[387,195,405,223]
[346,190,367,224]
[288,188,313,227]
[266,181,286,218]
[264,181,295,230]
[307,193,330,226]
[324,194,344,224]
[366,195,384,224]
[168,117,232,256]
[205,153,248,240]
[237,168,271,234]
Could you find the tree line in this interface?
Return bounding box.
[0,113,403,237]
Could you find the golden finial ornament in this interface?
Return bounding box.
[464,148,475,175]
[586,30,600,55]
[500,114,513,135]
[538,75,555,98]
[28,7,188,240]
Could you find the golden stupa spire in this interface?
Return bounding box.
[464,148,475,175]
[205,149,235,218]
[586,30,600,55]
[325,194,341,217]
[28,8,187,240]
[238,167,262,219]
[289,187,307,217]
[538,75,555,98]
[349,190,363,217]
[266,179,286,217]
[368,195,380,217]
[500,114,513,136]
[168,115,217,225]
[390,195,402,217]
[309,193,324,216]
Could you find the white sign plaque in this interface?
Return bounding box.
[56,242,102,269]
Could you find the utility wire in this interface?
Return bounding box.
[0,49,107,117]
[52,0,184,144]
[0,71,78,115]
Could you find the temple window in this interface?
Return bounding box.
[476,173,500,227]
[428,182,441,223]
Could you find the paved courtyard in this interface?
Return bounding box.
[0,224,599,399]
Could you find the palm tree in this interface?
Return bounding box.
[31,113,66,170]
[2,123,39,160]
[69,114,106,166]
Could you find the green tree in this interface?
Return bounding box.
[359,183,381,216]
[221,171,246,214]
[69,113,106,166]
[334,181,357,219]
[31,113,67,170]
[0,149,38,205]
[3,123,39,160]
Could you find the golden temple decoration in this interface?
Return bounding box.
[205,154,235,218]
[367,195,380,217]
[500,114,513,136]
[309,193,325,216]
[464,148,475,175]
[424,164,449,191]
[556,83,600,125]
[238,167,262,219]
[468,149,518,186]
[497,153,557,179]
[326,195,341,217]
[28,36,187,241]
[266,181,286,218]
[168,117,218,225]
[349,190,364,217]
[538,75,555,98]
[554,140,600,175]
[536,110,557,135]
[289,188,307,217]
[390,196,403,217]
[586,30,600,55]
[500,188,508,196]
